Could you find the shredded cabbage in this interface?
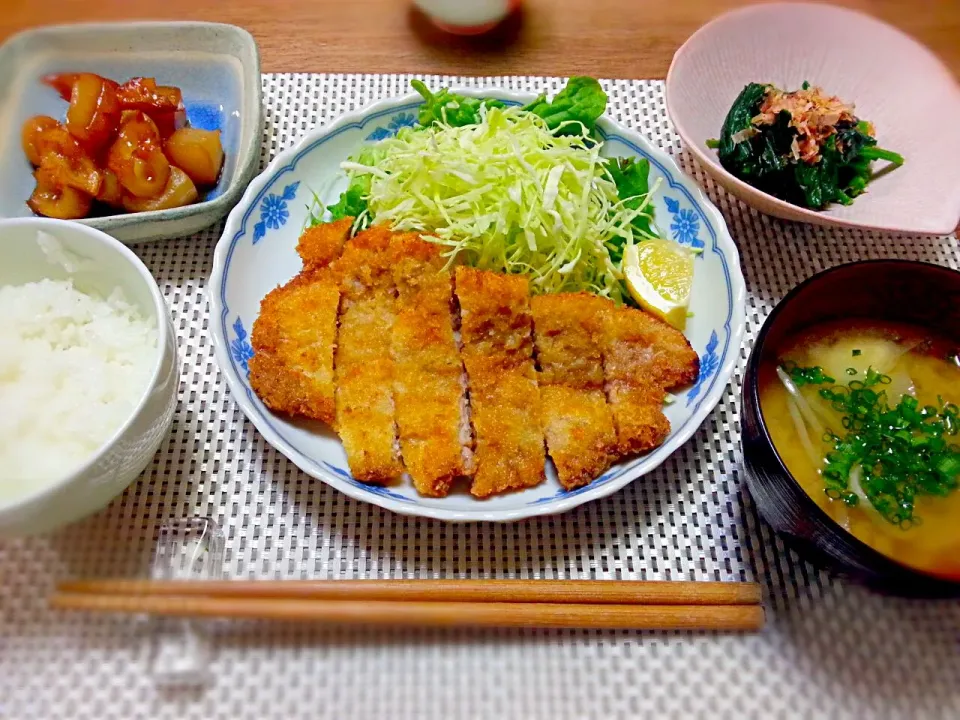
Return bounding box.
[340,106,658,301]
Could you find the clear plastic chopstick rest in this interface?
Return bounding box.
[145,517,225,688]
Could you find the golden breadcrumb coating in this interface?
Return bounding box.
[390,235,473,497]
[331,226,403,483]
[296,217,353,271]
[600,304,699,455]
[455,267,545,498]
[531,293,618,489]
[249,270,340,426]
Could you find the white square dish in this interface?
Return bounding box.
[0,22,264,243]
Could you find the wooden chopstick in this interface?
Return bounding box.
[56,579,762,606]
[51,579,764,631]
[49,593,765,631]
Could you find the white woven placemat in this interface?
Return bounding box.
[1,74,959,720]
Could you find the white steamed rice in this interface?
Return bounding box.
[0,278,157,501]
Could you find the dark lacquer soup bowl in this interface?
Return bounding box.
[741,260,960,597]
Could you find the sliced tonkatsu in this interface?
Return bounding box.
[531,293,618,490]
[248,269,341,425]
[331,226,403,483]
[600,303,699,455]
[455,267,545,498]
[390,234,473,497]
[248,222,700,498]
[296,216,353,271]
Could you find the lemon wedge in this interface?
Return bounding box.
[623,240,695,330]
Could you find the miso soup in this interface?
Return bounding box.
[758,320,960,579]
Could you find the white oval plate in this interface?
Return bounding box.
[210,87,746,522]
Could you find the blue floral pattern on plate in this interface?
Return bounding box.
[664,196,704,251]
[230,317,254,375]
[687,331,719,406]
[529,469,620,504]
[365,112,417,141]
[253,181,299,244]
[323,460,412,501]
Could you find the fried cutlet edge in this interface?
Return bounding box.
[530,293,618,489]
[631,308,700,390]
[331,226,406,484]
[248,268,340,426]
[455,266,546,498]
[296,217,353,271]
[389,234,472,496]
[601,304,700,456]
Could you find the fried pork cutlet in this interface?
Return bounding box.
[455,267,545,498]
[250,218,700,498]
[296,217,353,271]
[600,304,700,455]
[248,270,340,426]
[531,293,618,489]
[391,236,473,497]
[332,226,403,483]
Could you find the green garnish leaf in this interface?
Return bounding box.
[411,77,606,134]
[603,157,656,263]
[858,146,905,165]
[411,79,506,128]
[852,349,862,357]
[521,76,608,135]
[937,455,960,478]
[326,176,369,223]
[782,361,835,386]
[713,83,771,171]
[304,189,325,228]
[324,145,385,226]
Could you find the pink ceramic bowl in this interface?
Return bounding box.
[666,3,960,235]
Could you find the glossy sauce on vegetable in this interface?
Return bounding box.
[758,320,960,579]
[22,73,224,219]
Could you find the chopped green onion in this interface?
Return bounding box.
[783,362,960,527]
[781,360,835,387]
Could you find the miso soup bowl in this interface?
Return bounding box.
[741,260,960,597]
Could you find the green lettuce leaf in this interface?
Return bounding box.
[411,79,506,128]
[522,77,607,134]
[604,156,656,262]
[326,176,369,222]
[323,145,385,224]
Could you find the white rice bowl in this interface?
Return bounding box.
[0,278,157,498]
[0,218,176,536]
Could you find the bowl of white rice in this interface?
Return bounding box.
[0,218,176,535]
